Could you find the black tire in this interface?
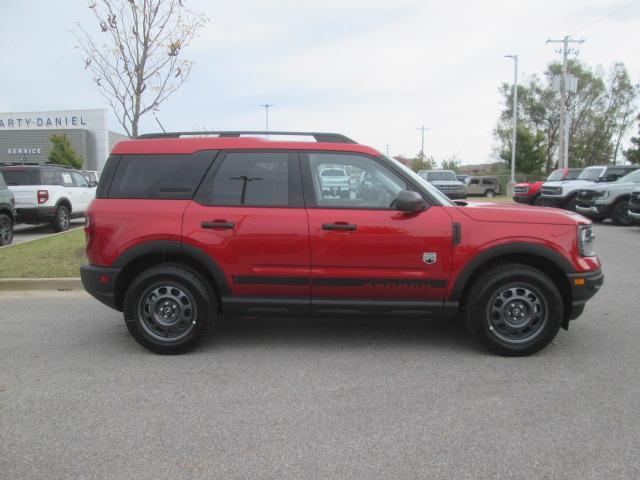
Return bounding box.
[52,205,71,232]
[0,213,13,246]
[611,200,633,226]
[123,264,217,354]
[564,196,577,211]
[465,264,563,356]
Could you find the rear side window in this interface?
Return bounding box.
[108,154,213,199]
[1,169,39,186]
[209,152,290,206]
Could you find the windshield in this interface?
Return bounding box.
[578,167,604,181]
[547,170,564,181]
[391,160,455,206]
[618,169,640,183]
[427,170,457,181]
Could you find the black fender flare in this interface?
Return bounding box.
[112,240,230,295]
[449,242,575,302]
[55,197,72,213]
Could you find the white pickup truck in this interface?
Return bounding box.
[0,164,96,232]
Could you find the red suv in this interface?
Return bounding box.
[81,131,603,356]
[513,168,583,205]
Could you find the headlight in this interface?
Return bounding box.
[578,225,596,257]
[599,191,610,198]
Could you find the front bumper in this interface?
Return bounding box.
[541,196,566,208]
[567,268,604,320]
[575,203,611,219]
[16,206,57,223]
[513,195,535,205]
[80,264,122,311]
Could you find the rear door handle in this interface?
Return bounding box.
[201,220,235,230]
[322,223,357,231]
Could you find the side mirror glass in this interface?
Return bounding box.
[395,190,427,212]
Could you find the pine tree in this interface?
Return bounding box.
[48,135,83,169]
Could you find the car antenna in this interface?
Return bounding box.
[153,113,166,133]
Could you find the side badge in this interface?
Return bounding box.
[423,252,437,265]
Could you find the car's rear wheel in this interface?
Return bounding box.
[0,213,13,246]
[465,264,563,356]
[123,264,216,354]
[611,200,633,226]
[52,205,71,232]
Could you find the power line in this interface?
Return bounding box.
[545,36,585,169]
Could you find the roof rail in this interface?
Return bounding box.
[0,161,74,169]
[136,131,357,144]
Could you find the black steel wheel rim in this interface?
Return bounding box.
[487,284,547,344]
[138,282,197,342]
[0,217,11,244]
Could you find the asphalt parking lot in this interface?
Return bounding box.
[1,224,639,479]
[11,219,85,246]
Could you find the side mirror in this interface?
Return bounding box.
[395,190,427,212]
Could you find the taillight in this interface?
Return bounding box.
[37,190,49,204]
[84,214,94,250]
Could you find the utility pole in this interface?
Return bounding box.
[416,126,430,158]
[505,55,518,188]
[259,104,275,138]
[546,36,584,169]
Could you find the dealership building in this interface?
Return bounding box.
[0,109,127,172]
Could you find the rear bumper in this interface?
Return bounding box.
[80,264,122,311]
[567,268,604,320]
[16,206,57,223]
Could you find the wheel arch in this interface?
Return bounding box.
[55,197,72,213]
[0,206,14,223]
[450,243,575,328]
[111,241,229,311]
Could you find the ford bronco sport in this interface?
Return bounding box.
[81,131,603,356]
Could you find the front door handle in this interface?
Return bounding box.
[322,222,357,231]
[201,220,235,229]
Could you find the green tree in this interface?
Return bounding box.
[409,152,436,172]
[495,60,638,172]
[49,135,83,169]
[497,124,546,174]
[440,155,461,171]
[625,114,640,164]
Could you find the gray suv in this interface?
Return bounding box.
[576,169,640,225]
[418,170,467,199]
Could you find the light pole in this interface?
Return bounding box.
[505,54,518,195]
[259,104,275,138]
[416,126,430,158]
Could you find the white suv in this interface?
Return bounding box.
[0,164,96,232]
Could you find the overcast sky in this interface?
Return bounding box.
[1,0,638,164]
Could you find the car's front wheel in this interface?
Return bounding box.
[123,264,216,354]
[0,213,13,246]
[611,200,633,226]
[465,264,563,356]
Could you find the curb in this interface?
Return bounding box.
[0,277,83,291]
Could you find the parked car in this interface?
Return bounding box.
[319,166,350,199]
[80,170,101,187]
[0,170,15,246]
[82,130,603,357]
[0,163,96,232]
[418,170,467,199]
[629,188,640,225]
[456,175,470,183]
[464,176,500,197]
[541,164,639,211]
[575,169,640,225]
[514,168,583,205]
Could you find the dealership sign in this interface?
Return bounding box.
[0,116,88,129]
[7,147,43,155]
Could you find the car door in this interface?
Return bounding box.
[182,150,310,315]
[301,151,453,317]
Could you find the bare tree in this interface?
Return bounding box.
[74,1,207,137]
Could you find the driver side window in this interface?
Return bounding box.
[307,153,406,209]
